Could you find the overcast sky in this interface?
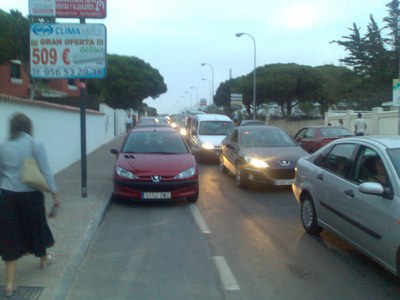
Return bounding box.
[2,0,390,114]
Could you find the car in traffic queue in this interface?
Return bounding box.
[238,120,267,126]
[136,116,171,128]
[292,135,400,277]
[293,125,354,153]
[219,125,308,188]
[189,113,234,162]
[110,127,199,203]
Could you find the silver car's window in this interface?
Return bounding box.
[354,147,390,189]
[199,121,234,135]
[387,148,400,179]
[320,143,357,177]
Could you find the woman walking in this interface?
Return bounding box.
[0,113,61,297]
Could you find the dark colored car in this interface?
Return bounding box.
[136,117,171,128]
[110,127,199,202]
[293,126,354,153]
[238,120,267,126]
[219,126,308,188]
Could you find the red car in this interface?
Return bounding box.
[293,126,354,153]
[111,127,199,203]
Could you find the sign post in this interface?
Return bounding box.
[30,2,107,197]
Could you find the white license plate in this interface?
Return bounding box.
[142,192,171,199]
[274,179,293,186]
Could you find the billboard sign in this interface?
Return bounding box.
[29,0,106,18]
[30,23,106,79]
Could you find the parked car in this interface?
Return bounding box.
[219,126,308,188]
[189,113,234,161]
[110,127,199,203]
[238,120,267,126]
[293,126,354,153]
[292,135,400,277]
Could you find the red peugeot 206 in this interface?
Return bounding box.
[111,127,199,203]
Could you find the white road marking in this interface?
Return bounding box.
[189,204,211,233]
[213,256,241,291]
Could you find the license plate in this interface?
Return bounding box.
[142,192,171,199]
[274,179,293,186]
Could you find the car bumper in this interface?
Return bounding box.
[113,179,199,200]
[241,167,295,186]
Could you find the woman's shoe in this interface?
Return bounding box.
[40,252,55,269]
[4,285,17,298]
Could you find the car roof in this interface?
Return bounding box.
[238,125,283,131]
[334,135,400,150]
[194,114,232,122]
[131,127,177,133]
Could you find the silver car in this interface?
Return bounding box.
[292,136,400,277]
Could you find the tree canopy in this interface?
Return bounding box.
[88,54,167,109]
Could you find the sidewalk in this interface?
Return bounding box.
[0,135,125,300]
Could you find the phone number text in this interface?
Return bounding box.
[31,66,106,78]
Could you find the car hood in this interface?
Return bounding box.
[117,153,195,176]
[198,135,227,146]
[241,146,308,166]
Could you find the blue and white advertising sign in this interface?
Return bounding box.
[30,23,106,79]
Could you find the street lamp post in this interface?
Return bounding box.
[201,63,214,106]
[236,32,256,120]
[201,78,212,107]
[185,91,192,111]
[190,86,199,109]
[181,95,187,113]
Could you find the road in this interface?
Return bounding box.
[66,163,400,300]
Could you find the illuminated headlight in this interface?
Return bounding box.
[174,167,196,179]
[245,156,269,168]
[116,167,138,179]
[180,128,187,136]
[171,122,177,128]
[201,143,214,150]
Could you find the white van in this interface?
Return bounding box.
[189,114,234,161]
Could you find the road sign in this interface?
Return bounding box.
[29,0,106,18]
[30,23,106,79]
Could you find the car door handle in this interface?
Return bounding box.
[344,189,354,197]
[317,174,323,180]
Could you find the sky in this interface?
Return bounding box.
[1,0,390,114]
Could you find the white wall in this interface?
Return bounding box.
[0,94,125,174]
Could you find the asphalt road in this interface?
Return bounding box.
[66,163,400,300]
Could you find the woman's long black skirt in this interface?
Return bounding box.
[0,189,55,261]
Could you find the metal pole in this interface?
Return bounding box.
[201,63,214,106]
[80,17,87,197]
[235,33,257,120]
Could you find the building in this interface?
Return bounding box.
[0,59,82,100]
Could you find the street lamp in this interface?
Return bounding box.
[201,78,212,107]
[190,86,199,109]
[236,32,256,120]
[181,95,187,113]
[201,63,214,106]
[185,91,192,111]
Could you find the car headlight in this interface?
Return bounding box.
[116,167,138,179]
[201,143,214,150]
[245,156,269,168]
[174,167,196,179]
[180,128,187,136]
[171,122,177,128]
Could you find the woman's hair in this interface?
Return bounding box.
[9,113,32,139]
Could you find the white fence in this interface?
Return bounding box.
[0,94,126,175]
[325,108,399,135]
